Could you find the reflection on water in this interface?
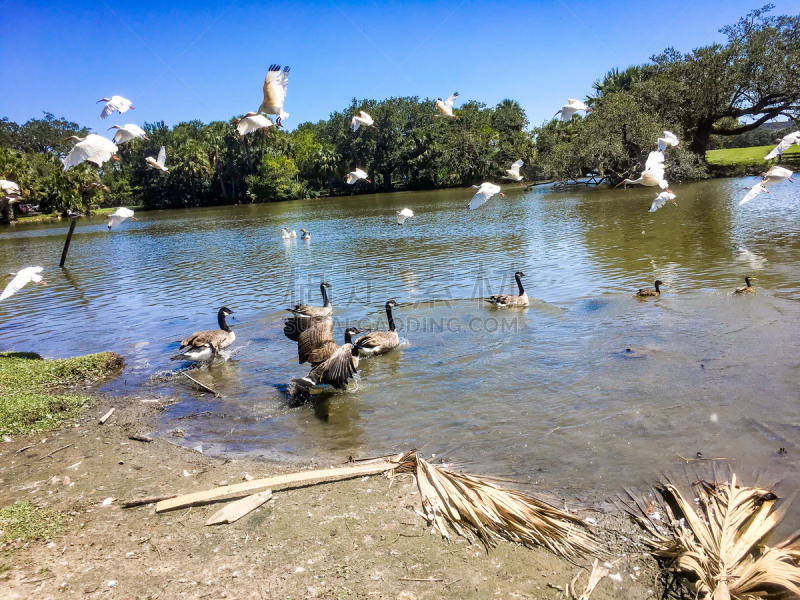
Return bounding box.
[1,177,800,514]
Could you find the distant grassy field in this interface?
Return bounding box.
[706,144,800,166]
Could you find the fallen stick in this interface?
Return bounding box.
[128,434,153,443]
[399,578,442,582]
[36,444,73,461]
[98,408,115,424]
[205,490,272,525]
[16,445,34,454]
[180,372,220,396]
[122,494,179,509]
[156,459,399,512]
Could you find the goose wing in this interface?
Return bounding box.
[284,316,327,342]
[308,344,358,388]
[297,319,335,364]
[180,329,227,350]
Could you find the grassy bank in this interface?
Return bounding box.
[0,351,123,435]
[14,205,145,224]
[706,144,800,166]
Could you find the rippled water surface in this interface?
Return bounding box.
[2,178,800,505]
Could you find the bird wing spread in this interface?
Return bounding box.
[0,271,34,301]
[261,65,289,114]
[297,320,335,364]
[509,159,524,175]
[157,146,166,167]
[469,189,491,210]
[739,184,766,206]
[649,193,669,212]
[443,93,458,110]
[309,344,358,388]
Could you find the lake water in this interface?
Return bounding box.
[2,177,799,514]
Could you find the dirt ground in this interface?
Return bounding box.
[0,395,671,600]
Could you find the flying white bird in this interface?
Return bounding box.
[234,112,273,136]
[346,168,370,185]
[97,96,134,120]
[554,99,591,122]
[351,111,376,132]
[435,92,459,119]
[739,183,771,206]
[62,135,119,170]
[0,266,46,301]
[649,191,678,212]
[765,131,800,160]
[657,131,680,152]
[259,64,290,127]
[107,124,148,144]
[502,160,524,185]
[146,146,168,172]
[468,182,505,210]
[615,151,670,190]
[738,166,794,205]
[105,207,137,229]
[396,208,415,224]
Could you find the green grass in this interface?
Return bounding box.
[0,501,66,542]
[706,144,800,166]
[0,351,123,435]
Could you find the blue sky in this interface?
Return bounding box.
[2,0,798,132]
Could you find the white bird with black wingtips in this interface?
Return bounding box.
[554,99,591,122]
[97,96,134,119]
[435,92,459,119]
[146,146,168,172]
[105,207,138,229]
[62,135,119,170]
[107,124,148,144]
[0,267,46,301]
[468,182,505,210]
[259,64,290,127]
[234,112,273,136]
[346,168,370,185]
[351,111,376,131]
[650,191,678,212]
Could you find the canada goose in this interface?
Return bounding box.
[293,327,363,390]
[300,228,311,240]
[357,300,400,356]
[486,271,528,307]
[734,277,755,295]
[172,307,235,362]
[280,227,291,239]
[636,280,664,297]
[287,282,332,318]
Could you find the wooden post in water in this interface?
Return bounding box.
[59,219,77,267]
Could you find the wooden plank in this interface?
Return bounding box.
[98,408,115,424]
[205,490,272,525]
[156,460,396,513]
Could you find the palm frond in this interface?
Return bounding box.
[390,450,600,559]
[624,473,800,599]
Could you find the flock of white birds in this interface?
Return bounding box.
[1,63,799,303]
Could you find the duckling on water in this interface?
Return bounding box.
[636,280,664,298]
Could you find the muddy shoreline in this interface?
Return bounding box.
[0,392,674,600]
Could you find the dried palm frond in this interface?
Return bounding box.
[624,473,800,599]
[390,450,600,559]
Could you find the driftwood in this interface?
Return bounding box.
[156,460,398,512]
[122,494,179,508]
[180,372,220,396]
[128,434,153,443]
[205,490,272,525]
[36,444,73,461]
[98,408,115,424]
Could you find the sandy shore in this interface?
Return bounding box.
[0,393,670,600]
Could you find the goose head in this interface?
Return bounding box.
[219,306,235,318]
[654,280,664,289]
[386,299,399,309]
[745,276,754,286]
[515,271,526,278]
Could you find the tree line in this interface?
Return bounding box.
[0,5,797,217]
